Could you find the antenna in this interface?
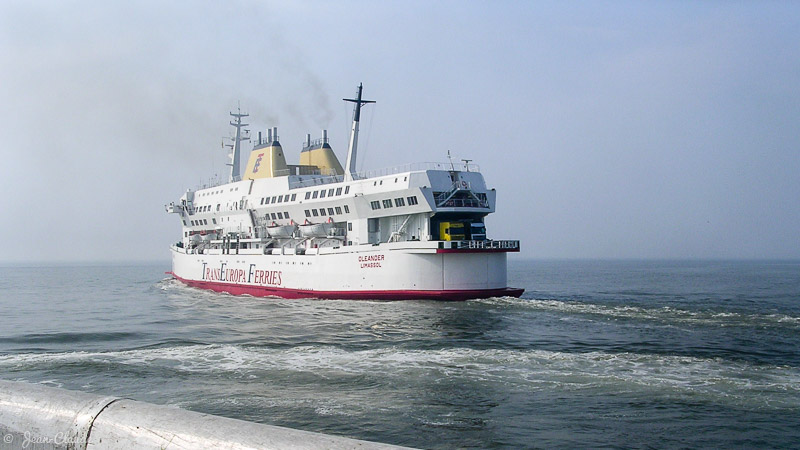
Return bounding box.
[343,83,375,181]
[461,158,472,172]
[227,105,250,182]
[447,150,455,171]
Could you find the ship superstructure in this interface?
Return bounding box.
[166,84,523,300]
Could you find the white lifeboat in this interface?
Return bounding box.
[267,220,298,238]
[298,218,333,238]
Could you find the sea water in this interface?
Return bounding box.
[1,260,798,448]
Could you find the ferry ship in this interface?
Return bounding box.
[166,84,523,300]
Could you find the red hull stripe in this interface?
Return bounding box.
[168,272,524,301]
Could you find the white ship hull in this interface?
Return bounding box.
[170,243,522,301]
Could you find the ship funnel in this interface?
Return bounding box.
[243,125,287,179]
[300,129,343,176]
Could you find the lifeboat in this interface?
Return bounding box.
[298,218,333,238]
[267,220,298,238]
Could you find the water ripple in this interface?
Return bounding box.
[474,297,800,329]
[2,344,798,411]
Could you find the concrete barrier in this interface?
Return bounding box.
[0,380,408,449]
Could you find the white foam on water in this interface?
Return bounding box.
[3,344,799,410]
[475,297,800,328]
[36,379,64,388]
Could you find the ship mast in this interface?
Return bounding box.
[343,83,375,181]
[226,107,250,183]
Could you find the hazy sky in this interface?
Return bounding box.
[1,1,799,262]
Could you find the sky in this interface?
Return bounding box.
[1,1,799,263]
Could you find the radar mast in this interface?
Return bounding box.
[343,83,375,181]
[226,107,250,182]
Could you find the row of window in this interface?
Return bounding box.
[305,185,350,200]
[259,185,352,206]
[261,193,296,205]
[190,190,417,227]
[373,176,408,186]
[196,184,357,213]
[370,196,419,210]
[190,210,293,228]
[304,204,351,218]
[190,218,217,226]
[197,174,405,204]
[198,187,238,197]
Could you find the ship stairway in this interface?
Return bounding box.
[389,215,412,242]
[435,180,487,208]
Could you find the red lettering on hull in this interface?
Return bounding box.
[358,254,384,269]
[170,272,524,301]
[200,263,282,287]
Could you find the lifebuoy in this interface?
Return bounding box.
[460,181,468,189]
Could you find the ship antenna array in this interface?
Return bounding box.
[343,83,375,181]
[226,105,250,183]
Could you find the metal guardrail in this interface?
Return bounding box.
[437,198,489,208]
[464,239,520,250]
[288,174,346,189]
[193,162,482,191]
[434,180,490,209]
[0,379,409,450]
[286,162,482,189]
[354,162,480,179]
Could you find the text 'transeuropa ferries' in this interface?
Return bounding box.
[166,84,523,300]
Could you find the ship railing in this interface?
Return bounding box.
[435,180,490,208]
[288,174,346,189]
[435,180,470,204]
[288,162,482,188]
[448,240,520,250]
[353,162,480,180]
[279,167,340,177]
[195,175,242,191]
[302,136,330,150]
[195,162,481,191]
[437,198,489,208]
